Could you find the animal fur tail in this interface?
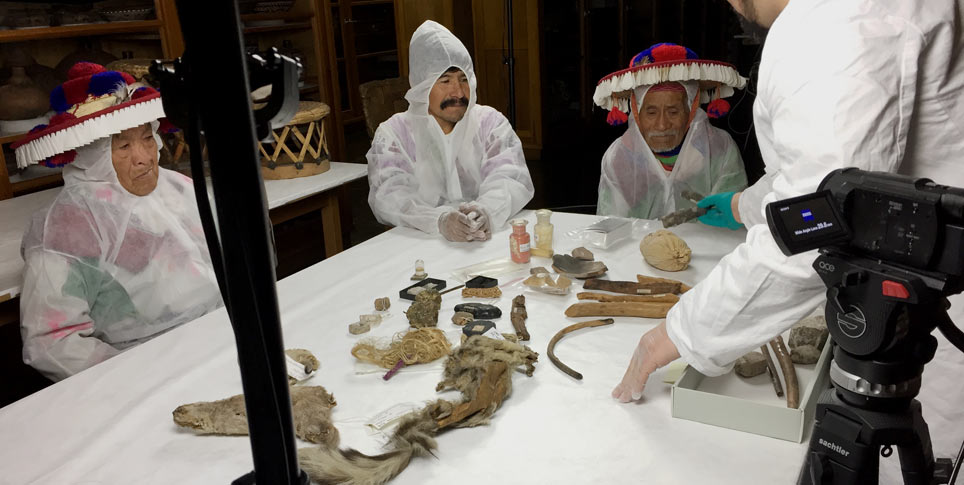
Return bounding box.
[298,400,452,485]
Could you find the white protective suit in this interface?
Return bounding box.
[665,0,964,463]
[20,124,222,381]
[597,82,748,219]
[366,21,534,234]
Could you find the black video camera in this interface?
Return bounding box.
[766,168,964,484]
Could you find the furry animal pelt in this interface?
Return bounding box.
[172,385,339,448]
[298,336,538,485]
[286,348,321,384]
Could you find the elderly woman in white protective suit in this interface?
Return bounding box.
[612,0,964,428]
[366,20,534,242]
[12,62,222,381]
[594,42,748,219]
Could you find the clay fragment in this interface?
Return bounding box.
[571,247,594,261]
[552,254,608,279]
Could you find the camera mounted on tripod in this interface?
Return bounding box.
[767,168,964,484]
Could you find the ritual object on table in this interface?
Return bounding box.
[660,206,708,228]
[523,271,572,295]
[461,275,502,298]
[351,327,451,371]
[259,100,332,180]
[411,259,428,280]
[769,335,800,409]
[348,314,382,335]
[530,208,554,258]
[461,320,496,344]
[734,351,767,378]
[404,288,441,328]
[399,278,446,301]
[571,247,594,261]
[637,274,692,293]
[508,219,531,263]
[454,302,502,319]
[564,301,675,318]
[583,278,682,295]
[761,345,785,398]
[640,229,692,271]
[284,348,320,384]
[299,335,538,484]
[788,315,829,364]
[374,297,391,311]
[173,385,339,447]
[548,318,614,380]
[576,292,679,303]
[510,295,530,340]
[452,311,474,326]
[551,254,608,279]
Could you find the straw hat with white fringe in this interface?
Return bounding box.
[593,43,748,126]
[11,62,174,169]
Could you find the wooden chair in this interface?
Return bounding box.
[359,77,409,139]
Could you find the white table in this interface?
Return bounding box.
[0,212,960,484]
[0,162,368,302]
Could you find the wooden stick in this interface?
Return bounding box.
[510,294,530,340]
[564,302,675,318]
[547,318,614,379]
[769,336,799,409]
[576,292,679,303]
[636,274,692,293]
[760,345,784,397]
[583,278,680,295]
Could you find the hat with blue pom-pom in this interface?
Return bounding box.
[11,62,175,168]
[594,43,747,125]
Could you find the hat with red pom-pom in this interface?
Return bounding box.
[594,43,747,125]
[11,62,175,168]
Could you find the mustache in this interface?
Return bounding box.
[646,130,679,138]
[440,96,469,109]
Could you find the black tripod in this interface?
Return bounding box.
[798,252,964,484]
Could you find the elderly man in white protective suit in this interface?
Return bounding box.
[13,62,222,381]
[366,21,534,242]
[593,42,749,219]
[611,0,964,481]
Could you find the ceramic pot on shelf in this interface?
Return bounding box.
[0,66,49,122]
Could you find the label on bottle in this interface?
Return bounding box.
[520,243,530,253]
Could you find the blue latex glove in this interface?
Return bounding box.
[696,192,743,230]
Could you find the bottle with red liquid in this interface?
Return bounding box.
[509,219,531,263]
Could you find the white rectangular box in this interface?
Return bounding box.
[671,338,833,443]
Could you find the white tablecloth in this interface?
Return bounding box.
[0,211,960,484]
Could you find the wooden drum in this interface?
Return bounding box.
[259,100,331,180]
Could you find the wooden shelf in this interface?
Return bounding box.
[0,20,163,42]
[241,12,314,22]
[12,173,63,195]
[345,0,395,6]
[243,21,312,34]
[355,48,397,59]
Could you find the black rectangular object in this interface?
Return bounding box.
[399,278,447,301]
[465,275,498,288]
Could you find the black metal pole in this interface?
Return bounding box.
[171,2,306,484]
[506,0,517,126]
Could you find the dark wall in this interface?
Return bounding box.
[533,0,763,211]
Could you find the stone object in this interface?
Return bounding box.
[374,297,391,311]
[789,315,829,364]
[454,302,502,319]
[530,266,550,275]
[640,230,692,272]
[411,259,428,280]
[452,311,474,326]
[571,247,594,261]
[349,321,370,335]
[405,288,441,328]
[551,254,608,279]
[734,351,768,378]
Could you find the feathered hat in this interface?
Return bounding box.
[11,62,175,169]
[593,43,747,125]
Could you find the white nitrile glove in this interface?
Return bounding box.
[459,202,491,241]
[438,210,482,242]
[612,322,681,403]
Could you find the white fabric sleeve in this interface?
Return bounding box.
[366,125,453,234]
[666,48,908,375]
[472,113,535,229]
[596,143,630,217]
[20,250,120,381]
[738,172,776,227]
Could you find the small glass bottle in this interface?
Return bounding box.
[509,219,531,263]
[531,209,554,258]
